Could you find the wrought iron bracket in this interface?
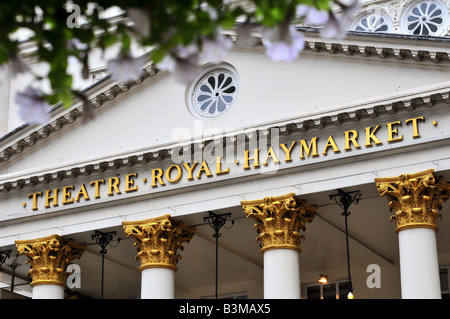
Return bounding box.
[204,211,234,238]
[0,249,11,267]
[91,230,119,254]
[203,211,234,299]
[91,230,120,299]
[329,189,362,299]
[329,189,361,216]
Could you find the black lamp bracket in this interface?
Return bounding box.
[329,189,361,217]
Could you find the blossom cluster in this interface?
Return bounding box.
[9,0,359,124]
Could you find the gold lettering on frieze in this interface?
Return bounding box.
[166,165,182,183]
[124,173,138,193]
[215,156,230,175]
[299,137,319,159]
[365,125,382,146]
[90,179,104,198]
[197,160,213,179]
[344,130,361,150]
[23,116,432,211]
[75,183,90,201]
[405,116,425,138]
[386,121,403,142]
[61,186,75,204]
[280,141,296,162]
[322,135,340,155]
[44,188,59,208]
[243,149,260,169]
[28,192,42,210]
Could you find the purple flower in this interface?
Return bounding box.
[15,86,50,124]
[175,43,198,59]
[296,5,329,25]
[201,3,218,21]
[107,54,147,82]
[321,12,347,39]
[157,53,200,84]
[263,25,305,62]
[321,0,360,39]
[173,55,201,84]
[340,0,360,23]
[66,38,87,51]
[199,31,233,63]
[7,55,30,78]
[306,8,330,25]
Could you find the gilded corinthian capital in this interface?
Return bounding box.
[122,214,195,271]
[15,234,85,287]
[375,169,450,232]
[241,193,317,253]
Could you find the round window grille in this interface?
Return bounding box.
[185,63,239,120]
[402,1,447,35]
[352,13,393,33]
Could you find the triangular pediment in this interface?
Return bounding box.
[1,30,450,181]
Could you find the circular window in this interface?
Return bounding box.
[352,13,393,33]
[185,63,239,120]
[402,1,447,35]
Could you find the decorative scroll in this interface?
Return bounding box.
[375,169,450,232]
[15,234,85,287]
[122,214,195,271]
[241,193,317,253]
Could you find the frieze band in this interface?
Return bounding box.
[22,116,428,212]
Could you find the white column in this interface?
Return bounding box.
[122,215,195,300]
[398,228,441,299]
[32,284,65,299]
[264,249,300,299]
[241,193,317,300]
[375,169,450,299]
[15,234,85,300]
[141,268,175,299]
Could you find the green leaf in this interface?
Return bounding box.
[150,47,166,64]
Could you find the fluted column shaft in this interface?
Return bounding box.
[375,169,450,299]
[122,214,195,299]
[15,234,85,299]
[241,193,317,299]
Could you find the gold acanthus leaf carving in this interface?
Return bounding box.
[375,169,450,232]
[15,234,85,287]
[122,214,196,271]
[241,193,317,253]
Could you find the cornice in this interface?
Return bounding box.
[0,64,160,162]
[0,82,448,193]
[1,31,450,191]
[300,28,450,62]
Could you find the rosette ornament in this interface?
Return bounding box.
[195,72,237,117]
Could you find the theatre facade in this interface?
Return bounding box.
[1,0,450,299]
